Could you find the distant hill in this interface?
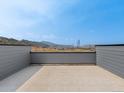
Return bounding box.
[0,36,24,45]
[0,36,74,49]
[41,41,74,49]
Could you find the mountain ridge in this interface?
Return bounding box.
[0,36,74,49]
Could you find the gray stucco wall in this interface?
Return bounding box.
[31,52,96,64]
[96,46,124,78]
[0,45,31,80]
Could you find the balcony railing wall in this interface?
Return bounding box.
[96,45,124,78]
[0,45,31,80]
[31,52,96,64]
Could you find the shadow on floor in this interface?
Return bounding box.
[0,65,42,92]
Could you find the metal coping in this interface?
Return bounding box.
[96,44,124,46]
[0,44,124,47]
[30,52,96,53]
[2,43,124,47]
[0,44,31,46]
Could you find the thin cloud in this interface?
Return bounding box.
[0,0,79,41]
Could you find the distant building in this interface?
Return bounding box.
[77,40,80,48]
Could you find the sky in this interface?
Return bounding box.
[0,0,124,45]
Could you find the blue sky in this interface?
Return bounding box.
[0,0,124,45]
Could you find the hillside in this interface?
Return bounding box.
[0,36,74,49]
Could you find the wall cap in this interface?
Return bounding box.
[96,44,124,46]
[0,44,31,46]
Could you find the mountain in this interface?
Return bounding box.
[41,41,74,49]
[0,36,24,45]
[21,40,55,48]
[82,45,95,48]
[41,41,57,46]
[0,36,74,49]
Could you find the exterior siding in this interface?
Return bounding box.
[31,52,96,64]
[0,46,31,80]
[96,46,124,78]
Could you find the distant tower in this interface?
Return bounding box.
[77,40,80,48]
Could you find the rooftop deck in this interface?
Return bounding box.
[16,65,124,92]
[0,45,124,92]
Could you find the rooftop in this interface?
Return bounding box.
[0,64,124,92]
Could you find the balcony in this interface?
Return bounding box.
[0,45,124,92]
